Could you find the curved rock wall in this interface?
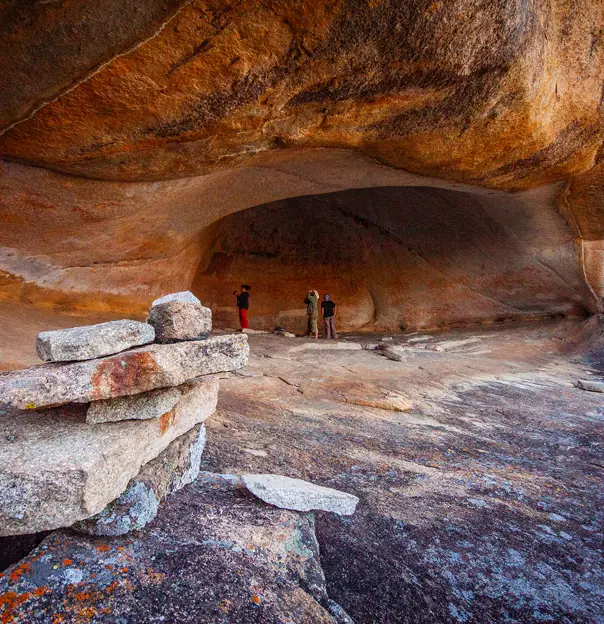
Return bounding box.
[0,1,602,326]
[195,186,592,331]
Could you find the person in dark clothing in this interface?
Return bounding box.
[321,294,338,339]
[234,284,250,329]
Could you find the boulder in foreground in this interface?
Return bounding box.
[0,377,218,536]
[242,474,359,515]
[74,424,207,535]
[152,291,201,306]
[36,320,155,362]
[0,483,348,623]
[148,300,212,343]
[0,333,248,409]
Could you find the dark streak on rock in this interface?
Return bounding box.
[487,121,599,182]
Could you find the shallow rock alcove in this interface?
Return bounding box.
[193,185,593,331]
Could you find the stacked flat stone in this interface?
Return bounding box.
[0,292,249,537]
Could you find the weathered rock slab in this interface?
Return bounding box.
[406,335,433,343]
[362,342,380,350]
[152,291,200,306]
[36,320,155,362]
[0,377,218,536]
[290,342,363,353]
[378,344,425,361]
[74,424,207,535]
[577,379,604,392]
[86,385,182,424]
[147,300,211,343]
[242,474,359,515]
[424,337,482,352]
[0,333,247,409]
[0,483,345,623]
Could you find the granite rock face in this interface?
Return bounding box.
[36,320,155,362]
[86,384,182,424]
[0,333,248,409]
[0,483,347,623]
[242,474,359,516]
[0,1,601,328]
[378,345,422,362]
[152,291,201,306]
[74,424,207,535]
[148,300,212,343]
[0,0,600,188]
[0,376,218,536]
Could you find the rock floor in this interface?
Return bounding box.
[202,322,604,623]
[2,319,603,623]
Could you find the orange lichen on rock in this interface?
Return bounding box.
[1,587,47,624]
[8,563,31,583]
[159,407,176,435]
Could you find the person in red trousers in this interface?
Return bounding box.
[234,284,251,330]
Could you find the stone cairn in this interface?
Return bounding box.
[0,292,249,537]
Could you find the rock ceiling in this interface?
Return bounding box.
[0,0,602,327]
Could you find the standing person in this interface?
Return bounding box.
[321,294,338,340]
[304,289,319,339]
[234,284,251,330]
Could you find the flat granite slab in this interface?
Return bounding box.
[242,474,359,515]
[0,377,218,536]
[74,423,207,536]
[36,320,155,362]
[86,385,182,424]
[577,378,604,392]
[0,333,247,409]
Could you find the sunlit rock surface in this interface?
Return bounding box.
[0,1,602,327]
[0,0,601,186]
[2,6,603,619]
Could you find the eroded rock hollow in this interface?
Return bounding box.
[0,0,602,328]
[1,3,604,622]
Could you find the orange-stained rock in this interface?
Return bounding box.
[0,334,247,409]
[0,153,600,330]
[0,1,602,330]
[193,186,595,331]
[0,0,602,187]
